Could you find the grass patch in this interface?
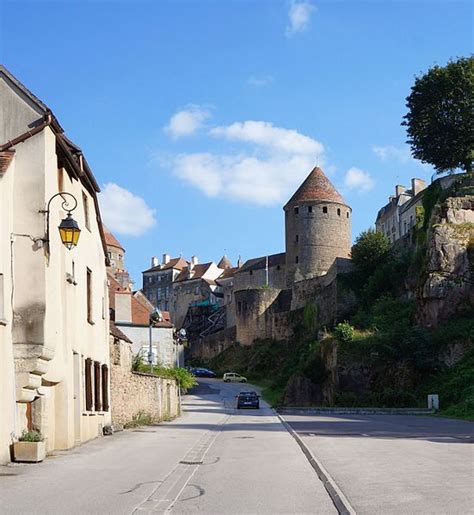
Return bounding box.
[123,411,154,428]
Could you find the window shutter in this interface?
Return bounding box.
[85,358,93,411]
[94,361,102,411]
[101,364,109,412]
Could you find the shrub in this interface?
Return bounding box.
[18,429,43,442]
[351,229,391,272]
[334,322,355,343]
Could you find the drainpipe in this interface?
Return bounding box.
[0,114,52,151]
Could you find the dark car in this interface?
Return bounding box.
[192,368,217,378]
[236,391,260,409]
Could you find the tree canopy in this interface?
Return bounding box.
[402,56,474,174]
[351,229,391,271]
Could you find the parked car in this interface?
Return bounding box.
[223,372,247,383]
[192,368,217,378]
[236,391,260,409]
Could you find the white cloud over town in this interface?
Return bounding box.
[166,120,325,206]
[99,183,157,236]
[164,105,211,138]
[285,1,315,37]
[246,75,274,87]
[372,145,412,163]
[343,167,375,192]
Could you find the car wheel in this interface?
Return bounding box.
[256,403,260,409]
[240,379,247,383]
[224,379,230,383]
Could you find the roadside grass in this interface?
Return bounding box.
[249,378,284,407]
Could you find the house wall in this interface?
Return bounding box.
[0,150,16,464]
[0,73,111,458]
[116,324,178,368]
[110,336,179,426]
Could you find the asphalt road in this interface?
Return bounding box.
[281,411,474,514]
[0,379,336,515]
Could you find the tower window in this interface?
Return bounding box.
[308,206,312,213]
[323,206,328,214]
[337,208,341,216]
[294,207,299,214]
[295,234,299,243]
[347,212,349,218]
[295,256,299,264]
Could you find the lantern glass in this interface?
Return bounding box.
[58,213,81,250]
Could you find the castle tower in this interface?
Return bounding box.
[284,166,351,284]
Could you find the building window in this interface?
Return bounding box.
[157,289,162,300]
[249,270,253,275]
[87,268,93,324]
[347,212,349,218]
[295,234,299,243]
[276,265,281,270]
[101,365,109,412]
[337,208,341,216]
[295,256,299,264]
[94,361,102,411]
[308,205,312,213]
[85,358,93,411]
[294,207,299,214]
[82,192,90,231]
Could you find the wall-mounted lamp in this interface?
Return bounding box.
[40,192,81,250]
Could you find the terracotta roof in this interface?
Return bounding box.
[175,262,213,282]
[237,253,286,273]
[0,150,14,175]
[217,255,233,269]
[110,321,132,343]
[143,256,188,273]
[217,267,239,280]
[285,167,346,208]
[103,225,124,250]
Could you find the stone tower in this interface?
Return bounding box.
[284,166,351,285]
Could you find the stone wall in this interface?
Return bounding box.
[189,326,237,360]
[110,336,179,426]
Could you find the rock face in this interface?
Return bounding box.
[416,195,474,328]
[282,374,323,406]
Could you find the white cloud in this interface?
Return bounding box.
[343,167,375,193]
[164,105,211,138]
[99,183,157,236]
[210,120,323,156]
[170,152,317,206]
[247,75,274,87]
[165,120,325,206]
[372,145,412,163]
[286,1,315,37]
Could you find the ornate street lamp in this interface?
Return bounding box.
[40,192,81,250]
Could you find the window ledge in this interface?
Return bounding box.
[0,318,8,326]
[87,319,95,326]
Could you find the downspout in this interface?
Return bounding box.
[0,113,52,151]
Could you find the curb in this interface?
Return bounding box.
[277,407,434,416]
[276,411,356,515]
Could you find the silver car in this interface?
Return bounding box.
[223,372,247,383]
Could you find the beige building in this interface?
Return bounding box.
[0,66,111,463]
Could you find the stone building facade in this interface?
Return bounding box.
[0,66,111,463]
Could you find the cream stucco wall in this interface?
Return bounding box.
[0,70,111,461]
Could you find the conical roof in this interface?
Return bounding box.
[218,255,233,269]
[103,225,124,250]
[284,167,346,208]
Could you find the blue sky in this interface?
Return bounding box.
[1,0,471,285]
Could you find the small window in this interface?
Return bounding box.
[308,206,312,213]
[295,256,299,264]
[294,207,299,214]
[295,234,299,243]
[82,192,90,230]
[249,270,253,275]
[347,212,349,218]
[276,265,281,270]
[87,268,93,324]
[323,206,328,214]
[337,208,341,216]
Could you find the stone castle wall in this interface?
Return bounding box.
[110,336,179,426]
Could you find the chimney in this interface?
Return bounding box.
[151,256,159,268]
[237,255,243,268]
[411,178,426,196]
[162,253,171,265]
[395,185,406,197]
[191,256,198,266]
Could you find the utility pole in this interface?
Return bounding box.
[265,255,269,287]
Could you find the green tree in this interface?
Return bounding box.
[351,229,391,271]
[402,56,474,173]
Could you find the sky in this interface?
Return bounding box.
[1,0,472,285]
